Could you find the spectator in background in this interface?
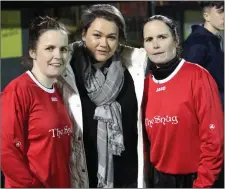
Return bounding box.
[183,1,224,110]
[57,4,148,188]
[143,15,224,188]
[1,16,72,188]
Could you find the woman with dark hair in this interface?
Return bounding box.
[1,16,72,187]
[57,4,148,188]
[143,15,224,188]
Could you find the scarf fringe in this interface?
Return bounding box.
[97,174,113,188]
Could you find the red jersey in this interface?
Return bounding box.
[143,60,224,188]
[1,71,72,188]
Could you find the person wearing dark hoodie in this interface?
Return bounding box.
[183,1,224,110]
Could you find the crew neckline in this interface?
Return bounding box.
[26,71,55,93]
[152,59,185,84]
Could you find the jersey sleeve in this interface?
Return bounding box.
[1,85,43,187]
[192,69,224,188]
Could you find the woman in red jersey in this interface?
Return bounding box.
[142,15,224,188]
[1,16,72,187]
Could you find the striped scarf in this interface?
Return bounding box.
[82,48,125,188]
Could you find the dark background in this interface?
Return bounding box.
[1,1,204,91]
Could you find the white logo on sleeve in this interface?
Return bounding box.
[209,124,215,130]
[156,86,166,92]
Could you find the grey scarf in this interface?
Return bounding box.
[82,49,125,188]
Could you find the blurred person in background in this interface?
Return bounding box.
[183,1,224,110]
[1,16,72,188]
[57,4,149,188]
[143,15,224,188]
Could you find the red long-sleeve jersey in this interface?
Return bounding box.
[1,71,72,188]
[143,60,224,188]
